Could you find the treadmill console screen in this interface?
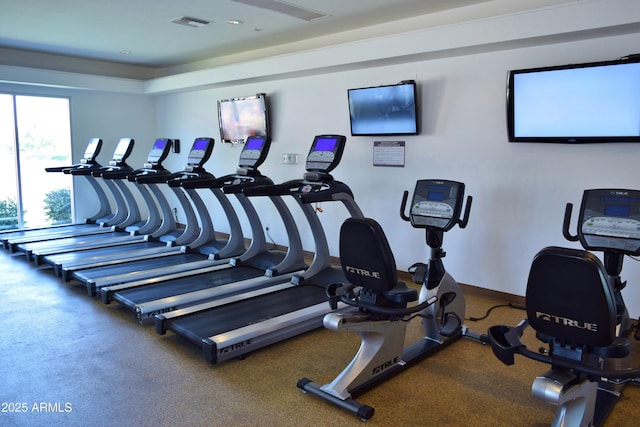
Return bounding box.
[238,135,271,169]
[187,137,214,166]
[305,135,346,173]
[409,179,464,231]
[578,189,640,255]
[109,138,134,165]
[82,138,103,161]
[145,138,172,168]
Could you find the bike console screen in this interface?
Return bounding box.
[410,180,464,231]
[578,189,640,255]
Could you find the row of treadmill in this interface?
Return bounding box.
[2,134,640,426]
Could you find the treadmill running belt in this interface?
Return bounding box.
[167,285,328,345]
[72,252,206,282]
[113,266,267,308]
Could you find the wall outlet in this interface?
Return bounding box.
[282,153,299,164]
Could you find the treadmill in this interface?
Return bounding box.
[99,138,351,322]
[71,136,273,293]
[17,137,143,262]
[1,138,124,252]
[50,138,224,296]
[97,139,322,321]
[151,135,365,364]
[37,137,184,271]
[24,139,184,265]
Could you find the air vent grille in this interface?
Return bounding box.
[171,16,211,28]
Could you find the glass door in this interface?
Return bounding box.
[0,94,73,230]
[0,95,19,230]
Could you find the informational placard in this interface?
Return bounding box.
[373,141,405,167]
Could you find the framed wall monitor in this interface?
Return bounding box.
[217,93,270,143]
[507,56,640,143]
[347,80,418,136]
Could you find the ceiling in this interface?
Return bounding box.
[0,0,493,76]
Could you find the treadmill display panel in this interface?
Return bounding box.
[578,189,640,254]
[238,136,271,169]
[187,138,214,166]
[409,180,464,231]
[306,135,346,173]
[147,138,171,164]
[83,138,103,160]
[110,138,134,165]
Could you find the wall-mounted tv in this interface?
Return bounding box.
[348,80,418,136]
[507,56,640,143]
[217,93,270,143]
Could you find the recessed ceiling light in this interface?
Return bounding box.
[226,19,243,25]
[120,50,131,55]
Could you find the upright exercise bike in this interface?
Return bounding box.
[298,179,472,420]
[488,188,640,426]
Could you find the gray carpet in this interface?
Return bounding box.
[0,250,638,426]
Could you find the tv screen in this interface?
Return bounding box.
[217,93,270,143]
[348,81,418,136]
[507,57,640,143]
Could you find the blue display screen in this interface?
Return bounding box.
[604,204,630,217]
[245,137,264,150]
[314,137,337,151]
[193,138,209,150]
[427,190,445,201]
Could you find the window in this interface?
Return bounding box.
[0,94,72,230]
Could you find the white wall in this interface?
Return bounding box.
[2,0,640,318]
[155,31,640,317]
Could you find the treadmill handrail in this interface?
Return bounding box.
[300,181,354,203]
[99,166,136,180]
[92,164,133,178]
[166,171,215,188]
[181,172,273,191]
[68,163,105,175]
[223,175,274,194]
[243,178,345,198]
[128,167,172,183]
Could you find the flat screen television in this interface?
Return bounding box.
[217,93,270,143]
[348,81,418,136]
[507,57,640,143]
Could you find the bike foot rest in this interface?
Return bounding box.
[488,323,527,366]
[440,313,462,338]
[408,262,427,285]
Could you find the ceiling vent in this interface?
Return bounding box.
[171,16,211,28]
[231,0,328,21]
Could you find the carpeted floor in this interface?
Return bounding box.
[0,249,639,427]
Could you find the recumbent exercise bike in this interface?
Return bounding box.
[298,179,472,420]
[488,188,640,427]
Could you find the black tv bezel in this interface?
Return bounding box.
[217,93,270,144]
[507,56,640,143]
[347,81,419,137]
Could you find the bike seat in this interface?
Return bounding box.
[340,218,418,306]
